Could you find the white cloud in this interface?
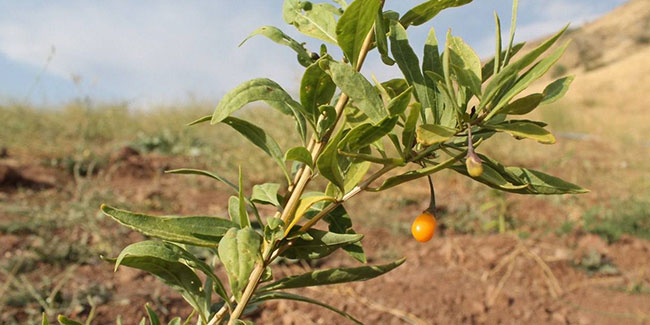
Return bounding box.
[0,1,300,105]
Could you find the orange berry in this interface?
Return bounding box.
[411,211,436,242]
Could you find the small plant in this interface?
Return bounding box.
[57,0,587,323]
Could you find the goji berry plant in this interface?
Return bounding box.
[53,0,587,324]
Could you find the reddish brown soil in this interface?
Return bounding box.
[1,153,649,325]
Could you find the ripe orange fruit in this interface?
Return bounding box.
[411,211,436,242]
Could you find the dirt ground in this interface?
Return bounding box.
[2,150,649,325]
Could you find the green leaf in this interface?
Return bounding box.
[316,125,346,193]
[381,79,409,98]
[145,304,161,325]
[338,150,405,166]
[448,34,482,97]
[370,151,465,191]
[264,217,285,243]
[251,292,362,324]
[251,183,282,207]
[285,195,337,235]
[167,318,181,325]
[284,146,314,168]
[485,120,556,144]
[218,228,263,302]
[300,61,336,121]
[336,0,380,67]
[101,205,238,247]
[375,9,395,65]
[240,25,313,67]
[481,42,525,82]
[416,124,456,146]
[386,86,413,116]
[57,316,83,325]
[165,168,237,193]
[451,153,587,195]
[541,75,574,104]
[211,78,302,124]
[506,167,588,194]
[320,59,384,123]
[503,93,544,115]
[483,26,568,110]
[112,242,207,317]
[281,228,363,260]
[317,104,337,136]
[492,41,570,115]
[323,205,366,263]
[114,241,229,304]
[389,20,434,114]
[222,117,290,181]
[237,167,251,228]
[260,258,405,291]
[401,103,421,152]
[283,0,339,45]
[340,115,398,152]
[343,157,371,194]
[42,313,49,325]
[228,196,241,225]
[400,0,472,28]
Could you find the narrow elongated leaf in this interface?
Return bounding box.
[323,205,366,263]
[112,242,207,315]
[389,20,434,113]
[492,41,570,115]
[281,228,363,260]
[343,157,371,194]
[448,34,482,97]
[338,150,405,166]
[375,9,395,65]
[451,153,588,194]
[145,304,161,325]
[113,241,229,304]
[218,228,263,302]
[237,167,251,228]
[316,125,346,193]
[165,168,237,192]
[260,258,405,292]
[211,78,300,124]
[481,42,525,82]
[506,167,588,194]
[483,26,568,108]
[336,0,380,67]
[542,75,574,104]
[57,316,82,325]
[370,151,465,191]
[101,205,238,247]
[320,59,384,123]
[340,116,398,152]
[251,183,282,207]
[228,196,241,231]
[485,120,556,144]
[400,0,472,28]
[222,117,290,180]
[416,124,456,146]
[283,0,339,44]
[284,146,314,168]
[285,195,337,235]
[300,61,336,121]
[386,86,413,116]
[252,291,362,324]
[402,103,421,152]
[240,26,313,67]
[503,93,544,115]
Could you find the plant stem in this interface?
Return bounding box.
[222,18,381,325]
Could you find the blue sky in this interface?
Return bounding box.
[0,0,626,107]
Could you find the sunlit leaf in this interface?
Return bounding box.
[283,0,339,44]
[336,0,381,67]
[218,228,263,302]
[416,124,456,146]
[251,292,362,324]
[240,25,314,67]
[101,205,238,247]
[485,120,556,144]
[281,228,363,260]
[542,75,574,104]
[251,183,282,207]
[400,0,472,28]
